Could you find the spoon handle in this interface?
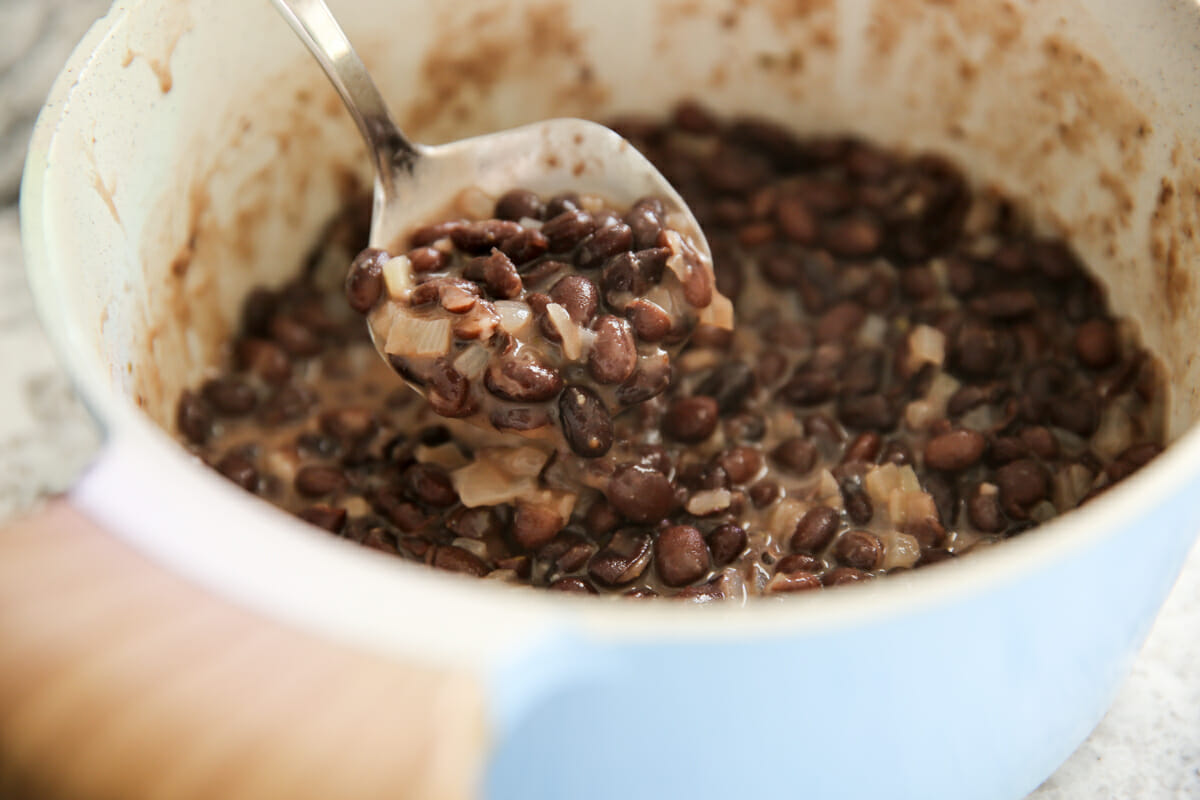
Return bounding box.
[270,0,419,189]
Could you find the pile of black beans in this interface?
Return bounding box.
[175,101,1165,600]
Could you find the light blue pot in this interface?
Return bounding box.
[21,0,1200,797]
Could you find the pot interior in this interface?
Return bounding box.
[45,0,1200,444]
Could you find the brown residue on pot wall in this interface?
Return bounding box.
[403,2,608,142]
[1150,145,1200,326]
[133,69,366,429]
[119,2,192,95]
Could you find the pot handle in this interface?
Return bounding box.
[0,499,489,799]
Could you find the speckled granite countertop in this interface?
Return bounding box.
[1,3,1197,797]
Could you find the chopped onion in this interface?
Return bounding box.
[382,255,413,298]
[452,460,538,508]
[687,489,732,516]
[495,300,532,335]
[453,344,490,380]
[546,303,582,359]
[699,291,734,330]
[385,314,451,357]
[907,324,946,368]
[881,531,921,570]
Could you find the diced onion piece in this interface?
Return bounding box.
[546,303,582,360]
[495,300,532,335]
[524,488,578,522]
[769,498,809,538]
[453,345,490,380]
[888,489,937,527]
[881,531,921,570]
[416,442,470,471]
[907,324,946,369]
[699,291,734,330]
[860,314,888,346]
[452,537,489,560]
[385,314,451,357]
[452,459,538,508]
[687,489,732,516]
[457,186,494,218]
[1053,465,1093,510]
[382,255,413,298]
[518,216,543,230]
[505,446,551,478]
[1093,404,1134,460]
[864,464,921,506]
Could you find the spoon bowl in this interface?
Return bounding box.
[271,0,714,445]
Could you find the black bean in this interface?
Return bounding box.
[1074,319,1118,369]
[201,377,257,417]
[823,215,882,257]
[299,504,347,533]
[498,228,549,265]
[432,545,490,577]
[626,299,673,342]
[771,437,818,475]
[841,481,874,525]
[319,406,376,443]
[576,223,634,271]
[879,439,914,466]
[967,484,1005,532]
[216,453,258,492]
[177,391,212,444]
[269,314,323,357]
[707,523,748,567]
[655,525,711,587]
[402,463,458,507]
[780,365,837,406]
[345,247,388,313]
[236,339,291,385]
[548,576,598,594]
[464,249,522,299]
[663,396,720,443]
[511,502,565,550]
[626,199,666,250]
[545,192,583,217]
[257,383,316,426]
[420,358,473,418]
[542,210,596,252]
[791,506,840,553]
[843,432,882,463]
[837,393,897,431]
[495,189,545,221]
[295,465,348,497]
[924,429,986,471]
[485,350,563,402]
[559,385,614,458]
[607,463,676,524]
[450,219,524,254]
[588,529,654,588]
[549,275,600,325]
[407,246,448,273]
[994,458,1048,512]
[588,315,637,385]
[970,289,1037,319]
[834,531,882,570]
[410,220,464,247]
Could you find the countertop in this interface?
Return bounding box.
[1,2,1197,798]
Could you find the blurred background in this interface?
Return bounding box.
[0,1,1195,797]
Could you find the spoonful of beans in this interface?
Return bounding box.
[271,0,730,457]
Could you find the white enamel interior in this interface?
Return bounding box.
[21,0,1200,668]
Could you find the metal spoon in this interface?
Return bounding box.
[270,0,709,268]
[271,0,721,452]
